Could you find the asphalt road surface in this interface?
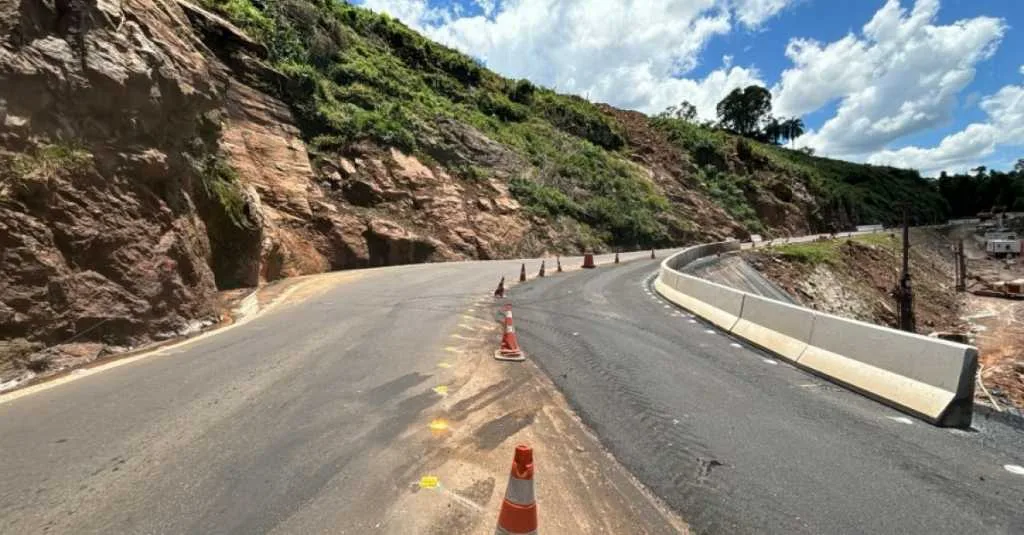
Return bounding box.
[512,257,1024,535]
[2,252,1022,534]
[0,251,677,535]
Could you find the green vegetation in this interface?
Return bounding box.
[196,155,250,228]
[769,233,896,265]
[198,0,673,245]
[936,161,1024,216]
[1,143,93,203]
[651,114,948,228]
[4,143,92,179]
[197,0,948,247]
[771,241,841,265]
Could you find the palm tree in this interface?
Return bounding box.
[783,117,805,148]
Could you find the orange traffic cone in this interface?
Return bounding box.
[519,263,527,282]
[614,252,620,264]
[556,256,563,273]
[495,445,537,535]
[494,276,506,298]
[538,261,545,278]
[582,253,595,269]
[495,304,525,361]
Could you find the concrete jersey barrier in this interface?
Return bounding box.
[799,312,977,426]
[656,238,978,427]
[731,294,814,362]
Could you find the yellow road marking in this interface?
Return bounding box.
[433,385,449,396]
[437,362,452,369]
[419,476,440,489]
[451,334,481,342]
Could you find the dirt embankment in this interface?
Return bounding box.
[744,231,965,333]
[745,228,1024,413]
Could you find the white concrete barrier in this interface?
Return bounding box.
[674,275,746,331]
[799,313,977,426]
[656,239,978,427]
[731,294,814,362]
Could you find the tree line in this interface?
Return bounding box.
[657,85,808,151]
[936,161,1024,218]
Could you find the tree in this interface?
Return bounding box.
[716,85,772,138]
[763,117,783,145]
[781,117,805,147]
[1014,159,1024,174]
[657,100,698,122]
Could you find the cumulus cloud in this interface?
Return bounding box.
[868,84,1024,175]
[774,0,1006,159]
[732,0,793,28]
[357,0,796,117]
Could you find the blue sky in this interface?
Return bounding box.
[357,0,1023,175]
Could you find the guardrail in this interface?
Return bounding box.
[655,238,978,428]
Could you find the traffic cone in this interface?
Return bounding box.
[519,263,527,282]
[495,304,524,361]
[651,248,656,259]
[614,252,620,264]
[494,277,506,298]
[556,256,563,273]
[495,445,537,535]
[582,253,595,269]
[538,261,545,278]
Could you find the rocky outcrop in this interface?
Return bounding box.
[1,0,233,376]
[0,0,550,380]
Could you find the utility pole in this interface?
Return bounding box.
[953,239,967,292]
[896,207,916,332]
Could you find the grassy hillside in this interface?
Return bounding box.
[199,0,948,245]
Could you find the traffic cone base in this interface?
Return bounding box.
[582,253,595,269]
[494,349,526,362]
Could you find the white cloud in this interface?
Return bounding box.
[868,83,1024,175]
[732,0,793,28]
[773,0,1006,160]
[358,0,795,117]
[1020,64,1024,76]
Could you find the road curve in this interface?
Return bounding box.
[513,257,1024,535]
[0,251,680,535]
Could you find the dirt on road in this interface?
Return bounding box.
[377,295,688,534]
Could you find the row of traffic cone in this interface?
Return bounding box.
[506,249,655,288]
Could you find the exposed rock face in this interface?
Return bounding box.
[0,0,547,379]
[1,0,230,375]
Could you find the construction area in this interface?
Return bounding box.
[735,222,1024,415]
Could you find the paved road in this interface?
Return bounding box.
[513,257,1024,535]
[3,250,1022,534]
[0,251,677,535]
